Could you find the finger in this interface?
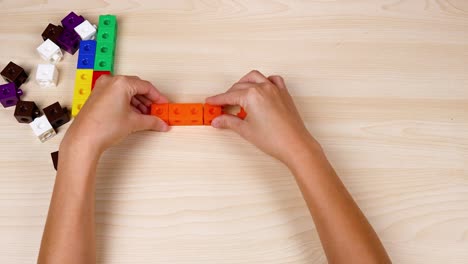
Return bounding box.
[211,114,247,136]
[238,70,269,84]
[205,89,248,106]
[226,82,252,92]
[131,97,141,108]
[131,105,143,114]
[131,97,149,114]
[268,75,287,90]
[126,77,168,103]
[131,113,170,132]
[135,94,153,107]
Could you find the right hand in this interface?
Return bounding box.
[206,70,321,166]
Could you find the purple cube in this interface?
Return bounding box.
[61,12,85,31]
[57,30,81,54]
[0,83,23,108]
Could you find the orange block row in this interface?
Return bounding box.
[150,103,246,126]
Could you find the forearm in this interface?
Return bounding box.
[38,142,100,264]
[288,141,391,264]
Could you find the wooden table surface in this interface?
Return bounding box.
[0,1,467,263]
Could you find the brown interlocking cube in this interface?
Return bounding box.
[51,151,59,171]
[41,23,64,45]
[43,102,70,129]
[14,100,41,123]
[1,62,28,88]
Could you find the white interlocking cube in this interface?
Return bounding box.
[37,39,63,64]
[36,64,59,88]
[74,20,97,40]
[30,116,56,142]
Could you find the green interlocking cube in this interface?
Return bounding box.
[97,15,117,44]
[94,14,117,73]
[94,54,114,73]
[96,41,115,59]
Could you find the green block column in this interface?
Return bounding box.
[94,15,117,73]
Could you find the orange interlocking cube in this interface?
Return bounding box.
[150,103,169,123]
[203,104,223,125]
[168,103,203,126]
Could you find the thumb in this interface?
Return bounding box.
[211,114,246,135]
[132,114,170,132]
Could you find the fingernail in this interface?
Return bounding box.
[211,117,220,128]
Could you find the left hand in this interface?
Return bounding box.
[61,75,170,155]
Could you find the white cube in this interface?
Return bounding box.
[74,20,97,40]
[36,64,59,88]
[37,39,63,64]
[30,116,56,142]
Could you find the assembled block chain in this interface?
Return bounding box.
[151,104,247,126]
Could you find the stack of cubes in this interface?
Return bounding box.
[72,15,117,116]
[150,104,246,126]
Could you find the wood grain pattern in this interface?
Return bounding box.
[0,1,467,263]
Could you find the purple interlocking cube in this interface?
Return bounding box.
[61,12,85,31]
[57,30,81,54]
[0,83,23,108]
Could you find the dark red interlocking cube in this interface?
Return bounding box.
[51,151,59,171]
[14,100,41,123]
[1,62,28,88]
[43,102,70,129]
[41,23,64,45]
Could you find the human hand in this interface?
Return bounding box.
[62,75,170,155]
[206,70,320,166]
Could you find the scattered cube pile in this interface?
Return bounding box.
[0,12,117,170]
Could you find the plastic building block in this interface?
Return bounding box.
[77,40,96,69]
[93,55,114,72]
[41,23,64,45]
[96,28,117,44]
[30,116,56,142]
[99,15,117,29]
[73,82,91,101]
[203,104,223,125]
[0,83,23,108]
[72,69,93,116]
[43,102,70,129]
[1,62,28,88]
[79,40,97,55]
[72,81,91,117]
[37,39,63,64]
[14,100,41,123]
[96,41,116,59]
[61,12,85,31]
[91,71,111,89]
[71,99,86,117]
[35,64,59,88]
[75,69,94,84]
[97,15,117,43]
[77,55,95,69]
[73,80,92,102]
[74,20,96,40]
[150,104,169,123]
[51,151,59,171]
[168,103,204,126]
[94,41,115,72]
[56,30,80,55]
